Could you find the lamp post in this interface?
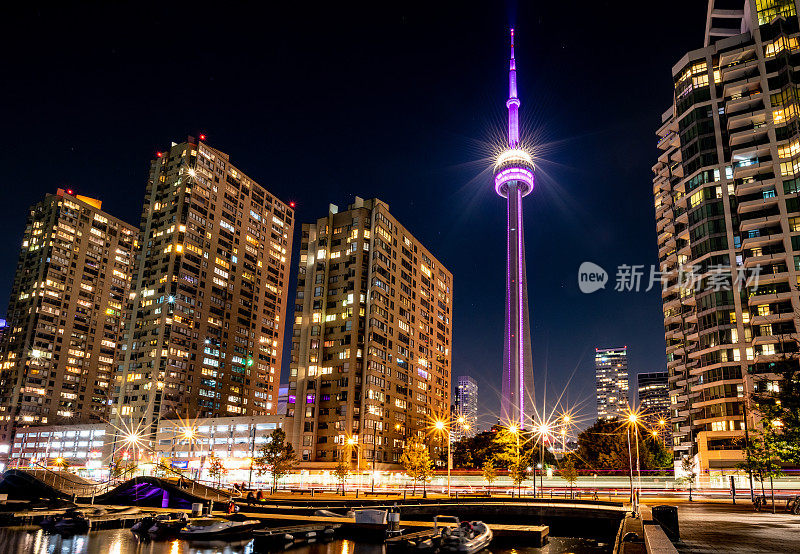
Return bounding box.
[346,436,358,493]
[509,424,521,498]
[371,424,378,494]
[434,420,450,496]
[248,426,256,489]
[626,411,641,514]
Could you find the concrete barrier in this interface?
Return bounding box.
[643,522,678,554]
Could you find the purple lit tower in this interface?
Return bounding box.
[494,29,535,428]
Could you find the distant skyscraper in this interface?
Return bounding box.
[653,0,800,472]
[494,29,536,428]
[595,347,629,420]
[453,375,478,441]
[287,197,453,467]
[0,189,136,443]
[637,371,670,448]
[114,138,294,441]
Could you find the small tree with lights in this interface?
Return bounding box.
[254,427,298,492]
[559,455,579,499]
[401,437,434,497]
[333,459,350,496]
[482,459,497,495]
[207,455,226,487]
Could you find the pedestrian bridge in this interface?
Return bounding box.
[0,468,231,509]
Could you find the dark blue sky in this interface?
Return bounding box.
[0,1,708,430]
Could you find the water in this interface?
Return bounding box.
[0,528,611,554]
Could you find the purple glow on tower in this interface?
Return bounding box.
[495,28,535,428]
[507,28,520,147]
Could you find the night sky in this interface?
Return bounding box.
[1,1,708,430]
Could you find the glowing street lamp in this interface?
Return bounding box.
[508,424,522,498]
[433,419,452,496]
[623,408,643,513]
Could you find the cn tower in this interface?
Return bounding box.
[494,29,535,428]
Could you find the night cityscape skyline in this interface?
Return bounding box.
[0,2,711,429]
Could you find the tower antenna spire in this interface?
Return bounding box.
[507,28,520,148]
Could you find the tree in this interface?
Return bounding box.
[574,418,672,473]
[678,455,697,501]
[747,298,800,467]
[452,431,506,469]
[207,455,226,486]
[400,437,433,497]
[110,457,137,479]
[333,459,350,496]
[492,426,533,493]
[253,427,298,491]
[154,457,172,478]
[738,429,784,510]
[482,459,497,493]
[559,455,578,499]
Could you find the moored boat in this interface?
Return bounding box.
[436,516,492,554]
[147,513,189,539]
[177,518,261,540]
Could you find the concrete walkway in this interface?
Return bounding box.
[643,500,800,553]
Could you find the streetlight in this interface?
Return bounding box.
[508,424,522,498]
[434,419,450,496]
[625,410,642,513]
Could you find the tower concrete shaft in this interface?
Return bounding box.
[494,29,535,428]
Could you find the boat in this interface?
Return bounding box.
[147,513,189,539]
[435,516,492,554]
[52,511,90,536]
[252,524,340,552]
[351,509,387,524]
[314,509,344,518]
[130,514,158,535]
[177,518,261,540]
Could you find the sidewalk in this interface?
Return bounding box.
[645,500,800,553]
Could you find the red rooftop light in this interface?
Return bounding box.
[66,189,74,195]
[199,134,206,141]
[156,152,163,158]
[289,202,296,208]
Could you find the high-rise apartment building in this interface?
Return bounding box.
[637,371,671,448]
[287,198,453,468]
[0,190,136,442]
[595,347,629,420]
[653,0,800,472]
[453,375,478,442]
[114,139,294,440]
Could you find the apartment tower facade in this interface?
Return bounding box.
[0,190,136,443]
[653,0,800,471]
[595,347,629,420]
[453,375,478,442]
[287,198,453,468]
[114,139,294,440]
[637,371,671,448]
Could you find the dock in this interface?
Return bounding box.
[242,512,549,546]
[3,505,549,547]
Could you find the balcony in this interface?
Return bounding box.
[735,175,776,196]
[732,157,773,180]
[740,227,784,249]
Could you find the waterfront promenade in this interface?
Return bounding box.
[639,499,800,554]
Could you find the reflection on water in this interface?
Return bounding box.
[0,528,610,554]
